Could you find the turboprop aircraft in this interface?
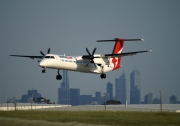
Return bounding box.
[10,38,151,80]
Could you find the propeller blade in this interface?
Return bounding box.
[47,48,50,54]
[92,48,97,56]
[86,48,91,56]
[40,51,45,56]
[86,61,90,67]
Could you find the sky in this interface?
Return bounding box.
[1,0,180,104]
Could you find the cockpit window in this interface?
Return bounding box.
[45,56,50,58]
[45,56,55,59]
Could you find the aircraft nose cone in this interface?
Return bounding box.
[39,61,46,67]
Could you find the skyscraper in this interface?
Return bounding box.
[94,92,103,105]
[115,73,127,104]
[95,92,101,98]
[61,70,69,88]
[70,88,80,106]
[170,95,177,104]
[130,70,141,104]
[58,70,70,104]
[58,88,70,104]
[106,82,113,100]
[144,93,153,104]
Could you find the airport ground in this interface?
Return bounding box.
[0,104,180,126]
[0,110,180,126]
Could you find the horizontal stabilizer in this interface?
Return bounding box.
[97,38,144,42]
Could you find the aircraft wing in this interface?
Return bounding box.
[100,50,151,58]
[10,55,42,59]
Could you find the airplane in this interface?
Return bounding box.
[10,38,151,80]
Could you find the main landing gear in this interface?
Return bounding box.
[56,69,62,80]
[100,74,106,79]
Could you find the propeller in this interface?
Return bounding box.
[38,48,51,63]
[47,48,50,54]
[40,48,51,56]
[85,48,97,67]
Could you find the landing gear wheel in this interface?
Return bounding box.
[56,69,62,80]
[100,74,106,79]
[56,75,62,80]
[42,69,46,73]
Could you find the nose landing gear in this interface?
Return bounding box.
[56,69,62,80]
[42,68,46,73]
[100,74,106,79]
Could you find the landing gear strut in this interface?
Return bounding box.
[56,69,62,80]
[100,65,106,79]
[100,74,106,79]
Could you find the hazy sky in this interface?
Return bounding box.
[1,0,180,103]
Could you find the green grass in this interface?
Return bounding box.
[0,111,180,126]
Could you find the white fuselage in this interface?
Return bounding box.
[39,54,114,74]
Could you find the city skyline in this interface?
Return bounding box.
[5,70,180,105]
[58,70,180,104]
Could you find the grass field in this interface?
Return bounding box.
[0,111,180,126]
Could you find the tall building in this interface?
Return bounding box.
[144,93,153,104]
[115,73,127,104]
[95,92,101,98]
[61,70,69,88]
[106,82,113,100]
[58,70,70,104]
[170,95,177,104]
[130,70,141,104]
[70,88,80,106]
[58,88,70,104]
[94,92,103,105]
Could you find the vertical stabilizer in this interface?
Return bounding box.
[97,38,143,70]
[112,38,124,70]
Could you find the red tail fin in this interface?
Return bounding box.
[112,38,124,70]
[97,38,143,70]
[112,38,124,54]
